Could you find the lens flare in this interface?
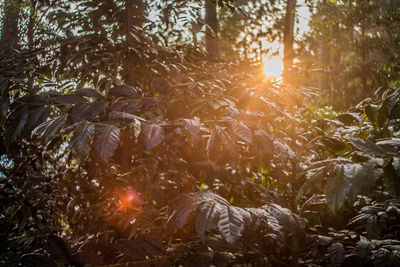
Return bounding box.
[262,56,283,77]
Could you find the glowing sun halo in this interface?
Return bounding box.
[262,56,283,77]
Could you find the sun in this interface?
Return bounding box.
[262,56,283,77]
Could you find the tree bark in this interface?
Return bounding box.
[283,0,296,74]
[123,0,146,86]
[0,0,21,52]
[205,0,219,58]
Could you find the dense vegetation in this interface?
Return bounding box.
[1,0,400,266]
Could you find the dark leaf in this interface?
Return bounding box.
[325,164,351,212]
[176,118,202,137]
[348,137,391,157]
[19,253,57,267]
[31,115,67,143]
[47,235,72,265]
[217,205,246,244]
[4,105,29,146]
[227,119,252,143]
[69,101,106,123]
[195,201,221,238]
[329,242,344,267]
[116,236,162,260]
[109,111,145,122]
[22,106,51,137]
[70,122,95,159]
[74,88,104,100]
[109,85,140,98]
[140,123,164,151]
[52,94,88,105]
[92,124,120,164]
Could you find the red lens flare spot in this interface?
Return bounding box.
[102,187,143,230]
[117,188,142,212]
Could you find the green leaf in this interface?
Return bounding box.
[31,115,67,143]
[70,122,95,159]
[325,164,351,212]
[92,124,120,164]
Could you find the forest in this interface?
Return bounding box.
[1,0,400,266]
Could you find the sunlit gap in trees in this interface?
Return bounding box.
[262,55,283,77]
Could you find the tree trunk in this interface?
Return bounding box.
[0,0,21,52]
[283,0,296,74]
[205,0,219,58]
[123,0,146,86]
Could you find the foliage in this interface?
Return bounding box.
[1,0,400,266]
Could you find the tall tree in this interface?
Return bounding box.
[283,0,296,74]
[123,0,146,85]
[205,0,219,58]
[0,0,21,52]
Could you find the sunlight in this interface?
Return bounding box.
[262,55,283,77]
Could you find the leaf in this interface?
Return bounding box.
[69,101,106,123]
[349,160,382,202]
[52,94,88,105]
[4,105,29,146]
[217,205,246,244]
[47,235,72,265]
[19,253,57,267]
[376,138,400,148]
[0,99,7,124]
[109,111,145,122]
[176,118,202,137]
[393,157,400,176]
[22,106,51,137]
[166,193,203,232]
[109,85,139,98]
[263,203,306,234]
[195,201,221,238]
[296,166,327,202]
[116,236,162,260]
[31,115,67,143]
[348,137,391,157]
[356,237,373,261]
[227,119,252,143]
[140,123,164,151]
[92,124,120,164]
[71,251,104,266]
[377,89,399,127]
[325,164,351,212]
[74,88,104,100]
[252,129,274,164]
[383,161,400,198]
[329,242,344,267]
[335,112,361,125]
[70,122,95,159]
